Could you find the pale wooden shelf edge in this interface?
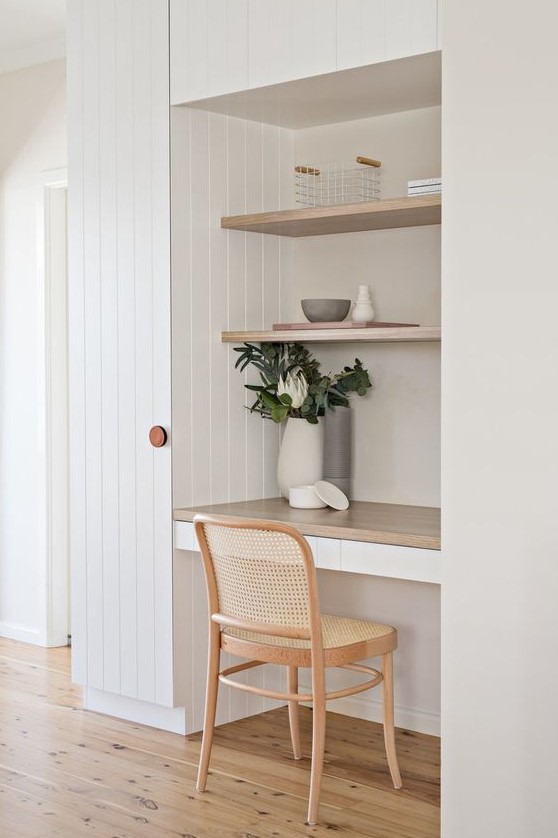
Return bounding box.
[174,499,441,551]
[222,326,441,344]
[221,195,441,237]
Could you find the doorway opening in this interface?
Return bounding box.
[38,168,69,647]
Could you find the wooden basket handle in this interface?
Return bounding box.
[356,156,381,168]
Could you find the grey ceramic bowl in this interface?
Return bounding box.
[301,298,351,322]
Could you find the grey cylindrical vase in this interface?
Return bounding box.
[323,407,352,498]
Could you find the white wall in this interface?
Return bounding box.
[0,60,66,643]
[292,106,441,506]
[442,2,558,836]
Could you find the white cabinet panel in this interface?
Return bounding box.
[170,0,249,104]
[340,540,441,584]
[338,0,439,71]
[315,537,341,570]
[385,0,438,61]
[173,522,440,583]
[289,0,336,81]
[208,0,249,97]
[249,0,336,89]
[410,0,438,56]
[248,0,292,88]
[170,0,207,102]
[68,0,173,707]
[336,0,386,71]
[171,0,438,104]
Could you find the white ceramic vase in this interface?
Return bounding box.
[277,417,324,498]
[351,284,375,322]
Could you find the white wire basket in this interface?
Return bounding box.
[294,156,381,207]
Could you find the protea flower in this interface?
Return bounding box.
[277,371,308,409]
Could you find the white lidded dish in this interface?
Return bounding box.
[314,480,350,511]
[289,485,327,509]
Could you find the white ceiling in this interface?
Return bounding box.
[0,0,65,75]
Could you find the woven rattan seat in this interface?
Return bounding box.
[194,514,402,826]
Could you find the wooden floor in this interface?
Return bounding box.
[0,638,440,837]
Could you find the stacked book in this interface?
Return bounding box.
[408,177,441,196]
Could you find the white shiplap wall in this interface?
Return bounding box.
[171,107,294,511]
[171,106,294,724]
[67,0,173,707]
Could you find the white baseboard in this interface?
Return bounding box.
[329,693,440,736]
[84,686,439,738]
[85,688,188,735]
[0,622,41,645]
[299,681,440,736]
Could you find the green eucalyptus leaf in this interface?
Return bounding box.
[271,405,289,423]
[260,390,280,408]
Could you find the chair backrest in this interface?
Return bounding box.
[194,515,322,643]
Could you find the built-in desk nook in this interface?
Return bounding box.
[174,499,441,584]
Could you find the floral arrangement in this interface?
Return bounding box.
[234,342,372,424]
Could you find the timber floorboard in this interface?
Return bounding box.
[0,639,440,837]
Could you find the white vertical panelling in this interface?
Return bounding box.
[248,0,291,88]
[289,0,336,81]
[134,0,156,704]
[115,0,138,699]
[170,0,249,104]
[385,0,412,59]
[98,0,120,697]
[172,550,195,728]
[171,111,292,723]
[209,113,229,505]
[81,0,104,689]
[67,0,87,685]
[244,121,265,503]
[151,0,173,708]
[226,117,248,504]
[171,1,438,105]
[262,123,282,499]
[207,0,249,99]
[190,110,212,504]
[172,110,287,508]
[68,0,173,707]
[336,0,385,70]
[169,0,190,103]
[170,104,195,715]
[385,0,438,60]
[180,0,208,101]
[410,0,438,56]
[170,107,192,509]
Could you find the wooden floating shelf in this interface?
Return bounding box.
[222,326,441,344]
[221,195,441,237]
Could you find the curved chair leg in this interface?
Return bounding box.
[382,651,402,789]
[307,664,327,826]
[196,624,221,792]
[287,666,302,760]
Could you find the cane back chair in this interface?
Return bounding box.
[194,514,402,826]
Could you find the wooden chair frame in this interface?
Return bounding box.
[194,514,401,826]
